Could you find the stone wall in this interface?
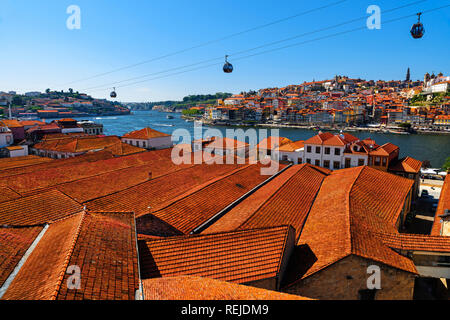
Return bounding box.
[283,255,416,300]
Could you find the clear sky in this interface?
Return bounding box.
[0,0,449,102]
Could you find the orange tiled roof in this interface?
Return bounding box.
[1,211,139,300]
[56,212,139,300]
[1,213,84,300]
[0,190,84,226]
[147,164,272,235]
[138,225,293,284]
[0,150,114,179]
[204,164,327,240]
[33,136,122,153]
[102,141,146,156]
[205,137,249,150]
[86,162,244,217]
[0,226,43,287]
[377,233,450,252]
[25,164,156,203]
[256,136,292,150]
[303,132,334,145]
[122,127,170,140]
[289,166,416,285]
[1,120,23,128]
[276,140,305,152]
[142,276,310,300]
[0,155,53,171]
[389,157,422,174]
[431,175,450,236]
[0,187,21,204]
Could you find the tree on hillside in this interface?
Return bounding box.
[45,88,50,94]
[443,157,450,171]
[69,88,73,94]
[406,67,410,82]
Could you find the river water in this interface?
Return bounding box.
[68,110,450,168]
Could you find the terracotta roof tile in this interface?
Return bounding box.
[56,212,139,300]
[292,166,416,284]
[122,127,170,139]
[0,156,53,171]
[204,164,327,240]
[1,213,84,300]
[378,233,450,252]
[148,164,272,235]
[142,276,310,300]
[431,175,450,236]
[86,162,244,217]
[138,226,292,284]
[0,187,21,204]
[0,226,43,287]
[389,157,422,174]
[0,190,84,226]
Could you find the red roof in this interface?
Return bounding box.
[0,190,84,226]
[431,175,450,236]
[389,157,422,174]
[0,226,43,287]
[288,166,416,286]
[122,127,170,139]
[138,225,293,284]
[142,276,310,300]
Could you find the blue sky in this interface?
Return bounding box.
[0,0,449,102]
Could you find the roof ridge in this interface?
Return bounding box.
[347,166,365,256]
[50,211,86,300]
[143,224,291,243]
[236,165,306,229]
[145,164,253,216]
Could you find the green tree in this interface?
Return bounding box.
[443,157,450,171]
[45,88,50,94]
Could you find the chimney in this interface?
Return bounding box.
[148,171,153,180]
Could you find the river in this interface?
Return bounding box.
[67,110,450,168]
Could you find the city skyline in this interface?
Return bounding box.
[0,0,449,102]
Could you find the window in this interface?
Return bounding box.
[136,141,140,147]
[298,158,302,164]
[315,159,320,166]
[374,157,381,166]
[282,155,288,161]
[335,148,340,155]
[358,289,377,300]
[323,160,330,168]
[324,147,330,155]
[306,146,312,153]
[333,161,340,170]
[358,159,365,166]
[143,141,147,148]
[345,158,351,168]
[382,157,387,166]
[306,158,311,164]
[315,146,321,154]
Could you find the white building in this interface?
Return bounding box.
[303,132,360,170]
[121,127,172,150]
[0,122,14,148]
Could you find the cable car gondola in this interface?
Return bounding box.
[110,87,117,98]
[410,12,425,39]
[223,55,233,73]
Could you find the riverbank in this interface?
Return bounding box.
[182,116,450,136]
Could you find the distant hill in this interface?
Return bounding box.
[127,93,232,111]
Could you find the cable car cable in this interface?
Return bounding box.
[94,4,449,92]
[81,0,428,93]
[54,0,347,87]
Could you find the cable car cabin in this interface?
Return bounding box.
[223,62,233,73]
[110,89,117,98]
[410,23,424,39]
[223,55,233,73]
[410,13,424,39]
